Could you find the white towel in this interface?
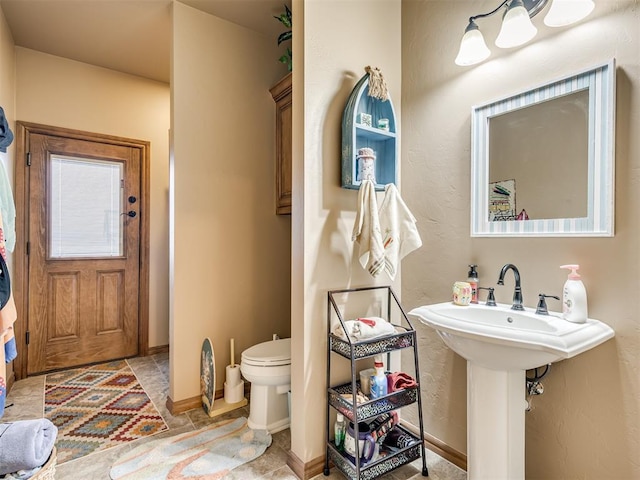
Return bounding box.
[352,180,385,277]
[378,183,422,280]
[333,317,397,342]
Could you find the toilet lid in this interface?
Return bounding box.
[242,338,291,366]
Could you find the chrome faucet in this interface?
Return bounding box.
[497,263,524,310]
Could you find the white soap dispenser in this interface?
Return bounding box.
[560,264,588,323]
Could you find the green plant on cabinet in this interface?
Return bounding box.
[274,5,292,72]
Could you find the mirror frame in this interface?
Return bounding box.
[471,60,616,237]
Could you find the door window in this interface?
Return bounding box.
[49,155,124,258]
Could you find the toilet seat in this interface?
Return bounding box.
[241,338,291,367]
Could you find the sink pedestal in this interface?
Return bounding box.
[467,363,526,480]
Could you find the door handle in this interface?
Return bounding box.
[122,211,137,218]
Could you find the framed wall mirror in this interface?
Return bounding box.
[470,60,616,237]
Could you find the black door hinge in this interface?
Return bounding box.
[26,241,30,255]
[25,331,30,345]
[26,152,31,166]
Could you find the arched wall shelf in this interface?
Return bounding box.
[341,73,398,191]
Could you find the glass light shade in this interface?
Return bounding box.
[544,0,595,27]
[455,22,491,66]
[495,0,538,48]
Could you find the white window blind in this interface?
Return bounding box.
[50,155,124,258]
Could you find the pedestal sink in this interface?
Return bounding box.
[409,302,614,480]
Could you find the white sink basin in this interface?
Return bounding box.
[409,302,614,370]
[410,301,614,479]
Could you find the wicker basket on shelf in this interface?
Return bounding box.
[31,447,56,480]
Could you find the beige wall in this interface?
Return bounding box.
[171,2,291,402]
[15,48,171,349]
[402,0,639,478]
[290,0,402,463]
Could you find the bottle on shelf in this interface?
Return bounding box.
[334,413,346,451]
[356,147,376,183]
[370,356,388,399]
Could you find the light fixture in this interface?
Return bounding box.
[495,0,538,48]
[544,0,595,27]
[455,0,594,66]
[455,21,491,66]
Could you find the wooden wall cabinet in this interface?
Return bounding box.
[270,73,292,215]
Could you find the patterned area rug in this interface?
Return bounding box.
[45,359,168,464]
[110,417,272,479]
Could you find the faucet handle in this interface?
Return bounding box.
[536,293,560,315]
[478,287,497,306]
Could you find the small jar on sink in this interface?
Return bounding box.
[452,281,472,306]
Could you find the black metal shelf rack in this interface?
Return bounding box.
[324,286,429,479]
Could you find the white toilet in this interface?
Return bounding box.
[240,338,291,433]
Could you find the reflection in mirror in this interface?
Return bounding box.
[489,89,589,220]
[471,60,615,237]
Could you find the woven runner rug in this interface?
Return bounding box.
[44,359,168,464]
[110,416,272,479]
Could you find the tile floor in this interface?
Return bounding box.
[3,353,467,479]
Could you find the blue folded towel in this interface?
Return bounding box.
[0,419,57,475]
[4,337,16,364]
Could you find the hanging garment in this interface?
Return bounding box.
[0,254,15,364]
[377,183,422,280]
[352,180,385,277]
[0,211,17,419]
[0,253,9,309]
[0,107,13,154]
[0,355,4,419]
[0,159,15,252]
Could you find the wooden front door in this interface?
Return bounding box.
[14,123,149,376]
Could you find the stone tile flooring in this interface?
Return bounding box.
[3,353,467,479]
